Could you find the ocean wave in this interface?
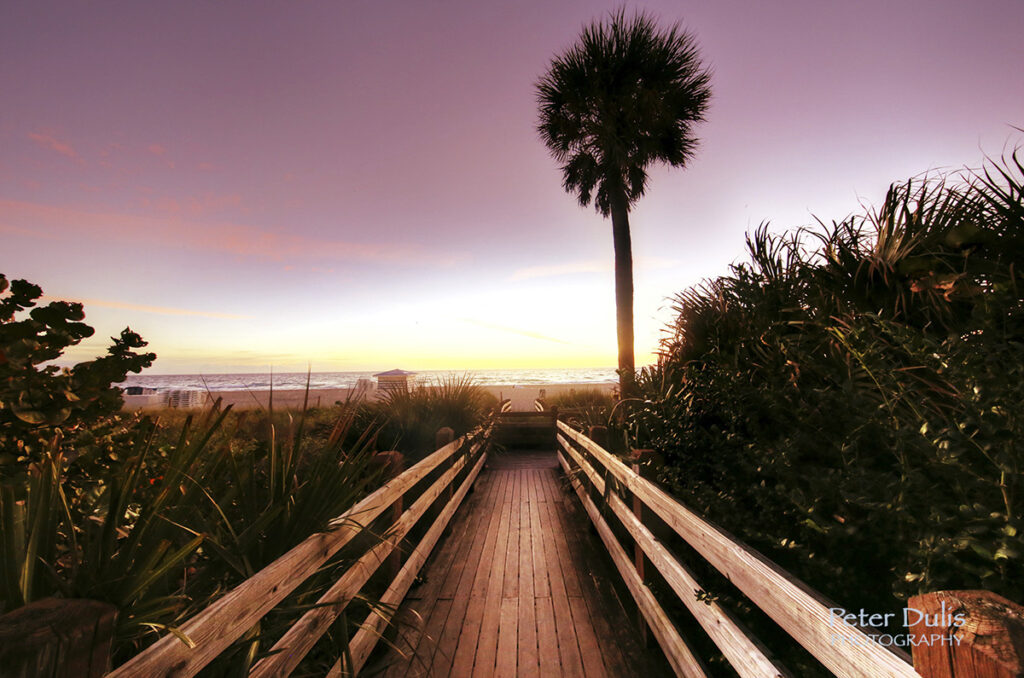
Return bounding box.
[121,368,618,391]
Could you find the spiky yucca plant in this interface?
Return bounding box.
[629,151,1024,676]
[371,374,497,460]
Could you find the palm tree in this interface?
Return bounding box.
[536,10,711,396]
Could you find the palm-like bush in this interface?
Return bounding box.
[629,152,1023,673]
[536,10,711,395]
[2,398,383,671]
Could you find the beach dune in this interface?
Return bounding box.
[123,382,617,413]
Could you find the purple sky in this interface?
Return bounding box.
[2,0,1021,373]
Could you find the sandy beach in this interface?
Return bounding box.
[123,382,617,413]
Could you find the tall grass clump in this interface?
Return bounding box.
[627,151,1023,671]
[542,388,617,433]
[368,374,497,460]
[1,278,389,673]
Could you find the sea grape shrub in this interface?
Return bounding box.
[627,155,1024,639]
[0,273,156,468]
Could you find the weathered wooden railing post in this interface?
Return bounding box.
[630,448,656,647]
[373,450,405,581]
[586,425,608,450]
[909,590,1024,678]
[0,598,117,678]
[585,425,648,645]
[436,427,455,502]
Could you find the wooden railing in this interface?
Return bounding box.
[557,421,927,678]
[104,426,489,678]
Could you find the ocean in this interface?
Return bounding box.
[121,367,618,392]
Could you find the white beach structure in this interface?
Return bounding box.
[373,369,417,394]
[166,389,208,409]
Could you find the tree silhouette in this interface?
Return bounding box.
[536,9,711,395]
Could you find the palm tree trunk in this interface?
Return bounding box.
[609,188,636,397]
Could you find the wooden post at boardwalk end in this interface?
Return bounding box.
[436,427,456,502]
[580,425,608,509]
[586,425,608,450]
[0,598,117,678]
[630,448,656,647]
[372,451,405,582]
[909,590,1024,678]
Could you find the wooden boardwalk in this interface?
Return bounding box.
[366,450,666,677]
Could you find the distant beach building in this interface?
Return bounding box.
[374,369,417,393]
[166,389,208,409]
[121,386,165,410]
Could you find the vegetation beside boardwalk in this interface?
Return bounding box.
[0,277,496,673]
[624,152,1023,669]
[5,139,1024,672]
[361,374,498,462]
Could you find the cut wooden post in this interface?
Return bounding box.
[437,427,456,502]
[630,449,655,647]
[586,425,609,450]
[374,451,406,582]
[435,427,455,449]
[909,590,1024,678]
[632,456,648,647]
[0,598,117,678]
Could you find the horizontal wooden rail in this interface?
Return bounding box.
[557,447,707,676]
[328,447,488,677]
[556,421,920,678]
[251,439,486,677]
[557,433,786,677]
[110,428,488,678]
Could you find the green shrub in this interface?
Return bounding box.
[0,283,386,673]
[628,153,1023,672]
[0,274,155,470]
[367,374,497,460]
[543,388,617,434]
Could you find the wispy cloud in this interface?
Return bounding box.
[510,256,676,281]
[140,191,243,217]
[147,143,167,156]
[462,318,572,345]
[41,295,251,319]
[28,131,82,163]
[510,260,607,281]
[0,198,460,266]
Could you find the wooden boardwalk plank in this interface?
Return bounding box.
[441,471,511,677]
[448,470,513,676]
[535,593,561,677]
[528,469,551,599]
[548,469,625,677]
[569,595,609,678]
[516,472,540,678]
[534,468,585,678]
[555,475,645,677]
[502,470,521,599]
[382,469,498,678]
[387,470,505,677]
[464,469,514,675]
[374,452,662,678]
[495,597,519,678]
